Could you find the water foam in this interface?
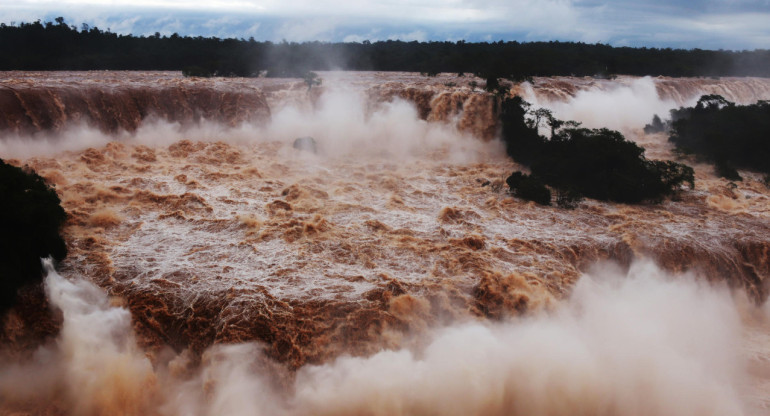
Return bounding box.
[1,260,759,415]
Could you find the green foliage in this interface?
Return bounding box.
[506,172,551,205]
[500,97,694,204]
[534,129,663,203]
[648,160,696,191]
[555,188,583,209]
[0,159,67,313]
[669,95,770,176]
[303,71,322,90]
[643,114,668,134]
[714,161,742,181]
[0,18,264,76]
[2,18,770,77]
[499,96,541,165]
[481,76,511,96]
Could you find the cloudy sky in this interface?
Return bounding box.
[1,0,769,49]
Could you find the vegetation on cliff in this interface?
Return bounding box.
[0,159,67,312]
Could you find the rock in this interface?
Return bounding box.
[293,137,317,154]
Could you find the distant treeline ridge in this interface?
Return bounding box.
[1,18,769,78]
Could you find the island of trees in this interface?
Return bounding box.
[501,96,695,206]
[1,18,769,78]
[665,96,770,181]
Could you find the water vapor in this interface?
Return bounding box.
[266,88,493,162]
[4,73,770,415]
[523,77,678,133]
[1,260,756,415]
[0,87,494,163]
[0,259,155,415]
[289,260,745,416]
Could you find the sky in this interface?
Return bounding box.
[1,0,769,49]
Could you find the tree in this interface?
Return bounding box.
[669,95,770,176]
[500,97,695,204]
[1,20,770,76]
[643,114,668,134]
[303,71,322,90]
[0,160,67,312]
[506,172,551,205]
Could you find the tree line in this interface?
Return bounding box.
[1,18,769,77]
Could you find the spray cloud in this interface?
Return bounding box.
[522,77,679,133]
[1,260,757,415]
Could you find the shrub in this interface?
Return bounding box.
[643,114,668,134]
[506,172,551,205]
[648,160,696,193]
[0,159,67,312]
[555,188,583,209]
[714,160,742,181]
[303,71,322,90]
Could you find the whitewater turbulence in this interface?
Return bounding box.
[2,71,770,415]
[0,260,761,415]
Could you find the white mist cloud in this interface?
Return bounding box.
[0,85,495,162]
[0,259,155,414]
[0,259,756,415]
[523,77,679,133]
[262,86,497,162]
[0,124,113,158]
[289,260,745,416]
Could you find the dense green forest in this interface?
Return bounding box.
[667,96,770,180]
[1,18,769,77]
[501,96,694,205]
[0,159,67,312]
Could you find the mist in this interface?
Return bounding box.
[4,73,770,415]
[288,261,745,416]
[0,85,495,163]
[0,259,156,414]
[1,259,758,415]
[265,88,495,162]
[522,77,679,133]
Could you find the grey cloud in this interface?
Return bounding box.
[0,0,768,49]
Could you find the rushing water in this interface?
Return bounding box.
[1,71,770,415]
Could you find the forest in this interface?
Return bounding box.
[667,96,770,181]
[1,18,769,77]
[501,96,695,206]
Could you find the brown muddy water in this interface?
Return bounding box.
[1,71,770,415]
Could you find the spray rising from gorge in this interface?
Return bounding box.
[2,71,770,415]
